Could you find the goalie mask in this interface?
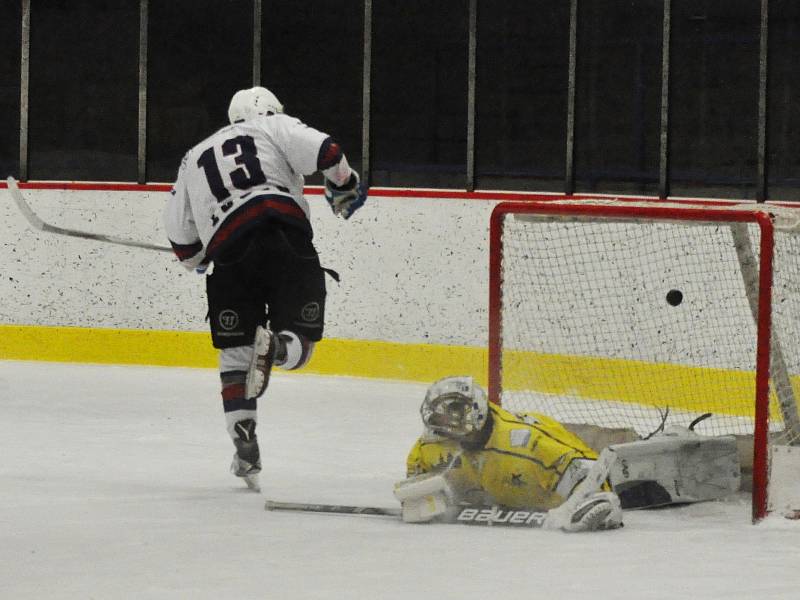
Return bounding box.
[421,376,488,440]
[228,86,284,124]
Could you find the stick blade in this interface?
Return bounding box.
[6,176,46,231]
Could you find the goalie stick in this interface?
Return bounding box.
[265,501,402,518]
[6,176,172,253]
[264,499,550,528]
[265,448,617,530]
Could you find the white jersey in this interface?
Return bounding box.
[164,113,330,269]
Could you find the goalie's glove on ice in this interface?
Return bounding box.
[394,473,454,523]
[550,491,624,533]
[325,172,368,219]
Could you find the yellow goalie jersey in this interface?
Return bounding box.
[406,403,600,510]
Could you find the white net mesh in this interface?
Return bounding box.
[494,202,800,448]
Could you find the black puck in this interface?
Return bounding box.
[666,289,683,306]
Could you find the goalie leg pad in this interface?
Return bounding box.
[608,429,741,509]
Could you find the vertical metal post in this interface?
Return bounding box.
[756,0,769,202]
[362,0,373,185]
[137,0,148,184]
[19,0,30,181]
[658,0,672,199]
[466,0,477,192]
[487,204,506,405]
[253,0,262,86]
[751,214,775,522]
[564,0,578,195]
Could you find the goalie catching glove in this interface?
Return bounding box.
[324,172,368,219]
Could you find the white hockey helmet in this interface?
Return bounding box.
[228,86,284,124]
[420,376,488,440]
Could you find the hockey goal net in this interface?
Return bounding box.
[488,198,800,522]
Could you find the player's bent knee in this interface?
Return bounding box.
[276,330,315,370]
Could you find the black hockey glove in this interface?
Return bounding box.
[324,172,368,219]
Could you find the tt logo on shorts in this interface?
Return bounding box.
[300,302,320,322]
[219,309,240,331]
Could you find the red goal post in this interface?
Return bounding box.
[488,198,800,522]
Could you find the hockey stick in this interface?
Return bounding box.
[6,176,172,253]
[265,500,402,518]
[264,499,550,528]
[265,449,618,530]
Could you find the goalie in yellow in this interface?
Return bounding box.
[396,375,623,532]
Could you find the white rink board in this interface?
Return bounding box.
[3,188,800,361]
[0,188,494,346]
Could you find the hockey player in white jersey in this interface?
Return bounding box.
[164,86,367,490]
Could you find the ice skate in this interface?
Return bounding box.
[231,418,261,492]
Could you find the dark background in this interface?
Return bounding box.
[2,0,799,200]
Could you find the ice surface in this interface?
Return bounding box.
[0,361,798,599]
